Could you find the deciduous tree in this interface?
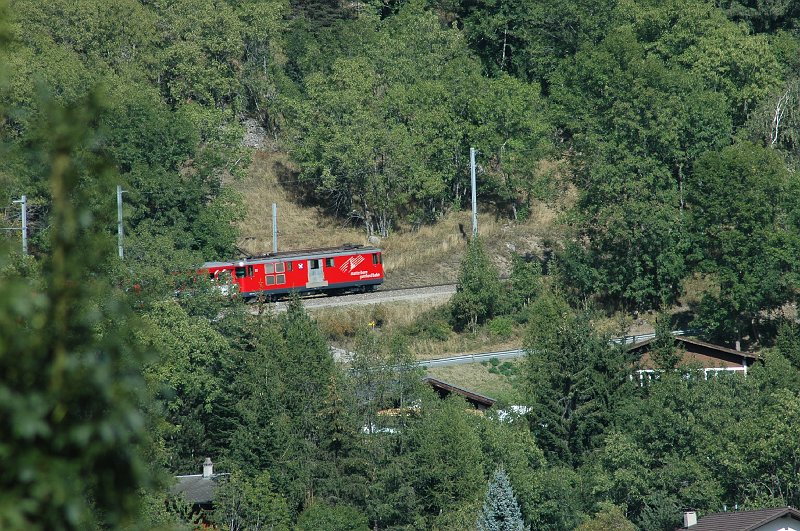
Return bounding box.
[0,90,153,529]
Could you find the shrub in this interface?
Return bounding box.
[489,316,514,338]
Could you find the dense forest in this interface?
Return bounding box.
[3,0,800,529]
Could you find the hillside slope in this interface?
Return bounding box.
[233,149,566,289]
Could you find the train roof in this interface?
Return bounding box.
[202,244,381,268]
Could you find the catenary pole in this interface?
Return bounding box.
[12,195,27,255]
[470,147,478,237]
[272,203,278,253]
[117,185,124,259]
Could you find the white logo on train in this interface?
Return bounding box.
[339,255,365,274]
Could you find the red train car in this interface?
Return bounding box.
[201,245,384,299]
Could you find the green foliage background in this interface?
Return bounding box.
[4,0,800,529]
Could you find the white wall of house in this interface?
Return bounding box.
[757,516,800,531]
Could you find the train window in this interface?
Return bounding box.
[326,257,335,267]
[247,266,254,277]
[372,253,381,265]
[235,267,246,278]
[265,263,275,274]
[287,262,293,272]
[266,276,275,285]
[276,263,285,273]
[310,260,320,270]
[277,274,285,284]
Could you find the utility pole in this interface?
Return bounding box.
[117,185,125,259]
[12,195,27,255]
[470,147,478,238]
[272,203,278,253]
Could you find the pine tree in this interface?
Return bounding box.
[451,237,502,332]
[651,312,680,370]
[476,467,529,531]
[508,252,541,314]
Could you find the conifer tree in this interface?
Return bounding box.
[651,312,680,370]
[476,467,529,531]
[451,237,501,332]
[508,252,541,314]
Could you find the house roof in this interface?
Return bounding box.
[422,376,496,408]
[170,473,228,504]
[680,507,800,530]
[629,336,760,361]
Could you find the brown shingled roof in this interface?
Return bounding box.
[680,507,800,530]
[422,377,496,409]
[629,336,759,361]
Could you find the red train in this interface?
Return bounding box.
[201,244,384,299]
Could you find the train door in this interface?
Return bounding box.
[306,258,328,287]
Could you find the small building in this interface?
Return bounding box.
[422,376,496,410]
[171,458,228,522]
[628,336,760,382]
[679,507,800,530]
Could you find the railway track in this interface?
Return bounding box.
[263,283,457,312]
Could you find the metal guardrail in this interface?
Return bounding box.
[418,329,702,369]
[418,348,525,369]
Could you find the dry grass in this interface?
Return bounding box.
[231,149,566,290]
[309,297,525,361]
[425,362,524,403]
[312,299,450,343]
[233,151,367,254]
[679,272,716,310]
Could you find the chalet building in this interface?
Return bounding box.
[170,458,228,524]
[679,507,800,530]
[628,336,760,383]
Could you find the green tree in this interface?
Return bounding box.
[137,300,231,472]
[213,470,291,531]
[651,312,680,370]
[524,306,633,466]
[466,73,552,218]
[453,0,618,84]
[289,3,551,232]
[507,252,541,317]
[688,142,798,344]
[575,505,636,531]
[154,0,244,108]
[475,416,546,527]
[551,16,733,309]
[720,0,800,32]
[451,237,502,332]
[226,300,345,516]
[296,502,370,531]
[233,0,292,137]
[476,467,529,531]
[0,91,153,528]
[776,320,800,369]
[583,431,651,520]
[409,395,485,519]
